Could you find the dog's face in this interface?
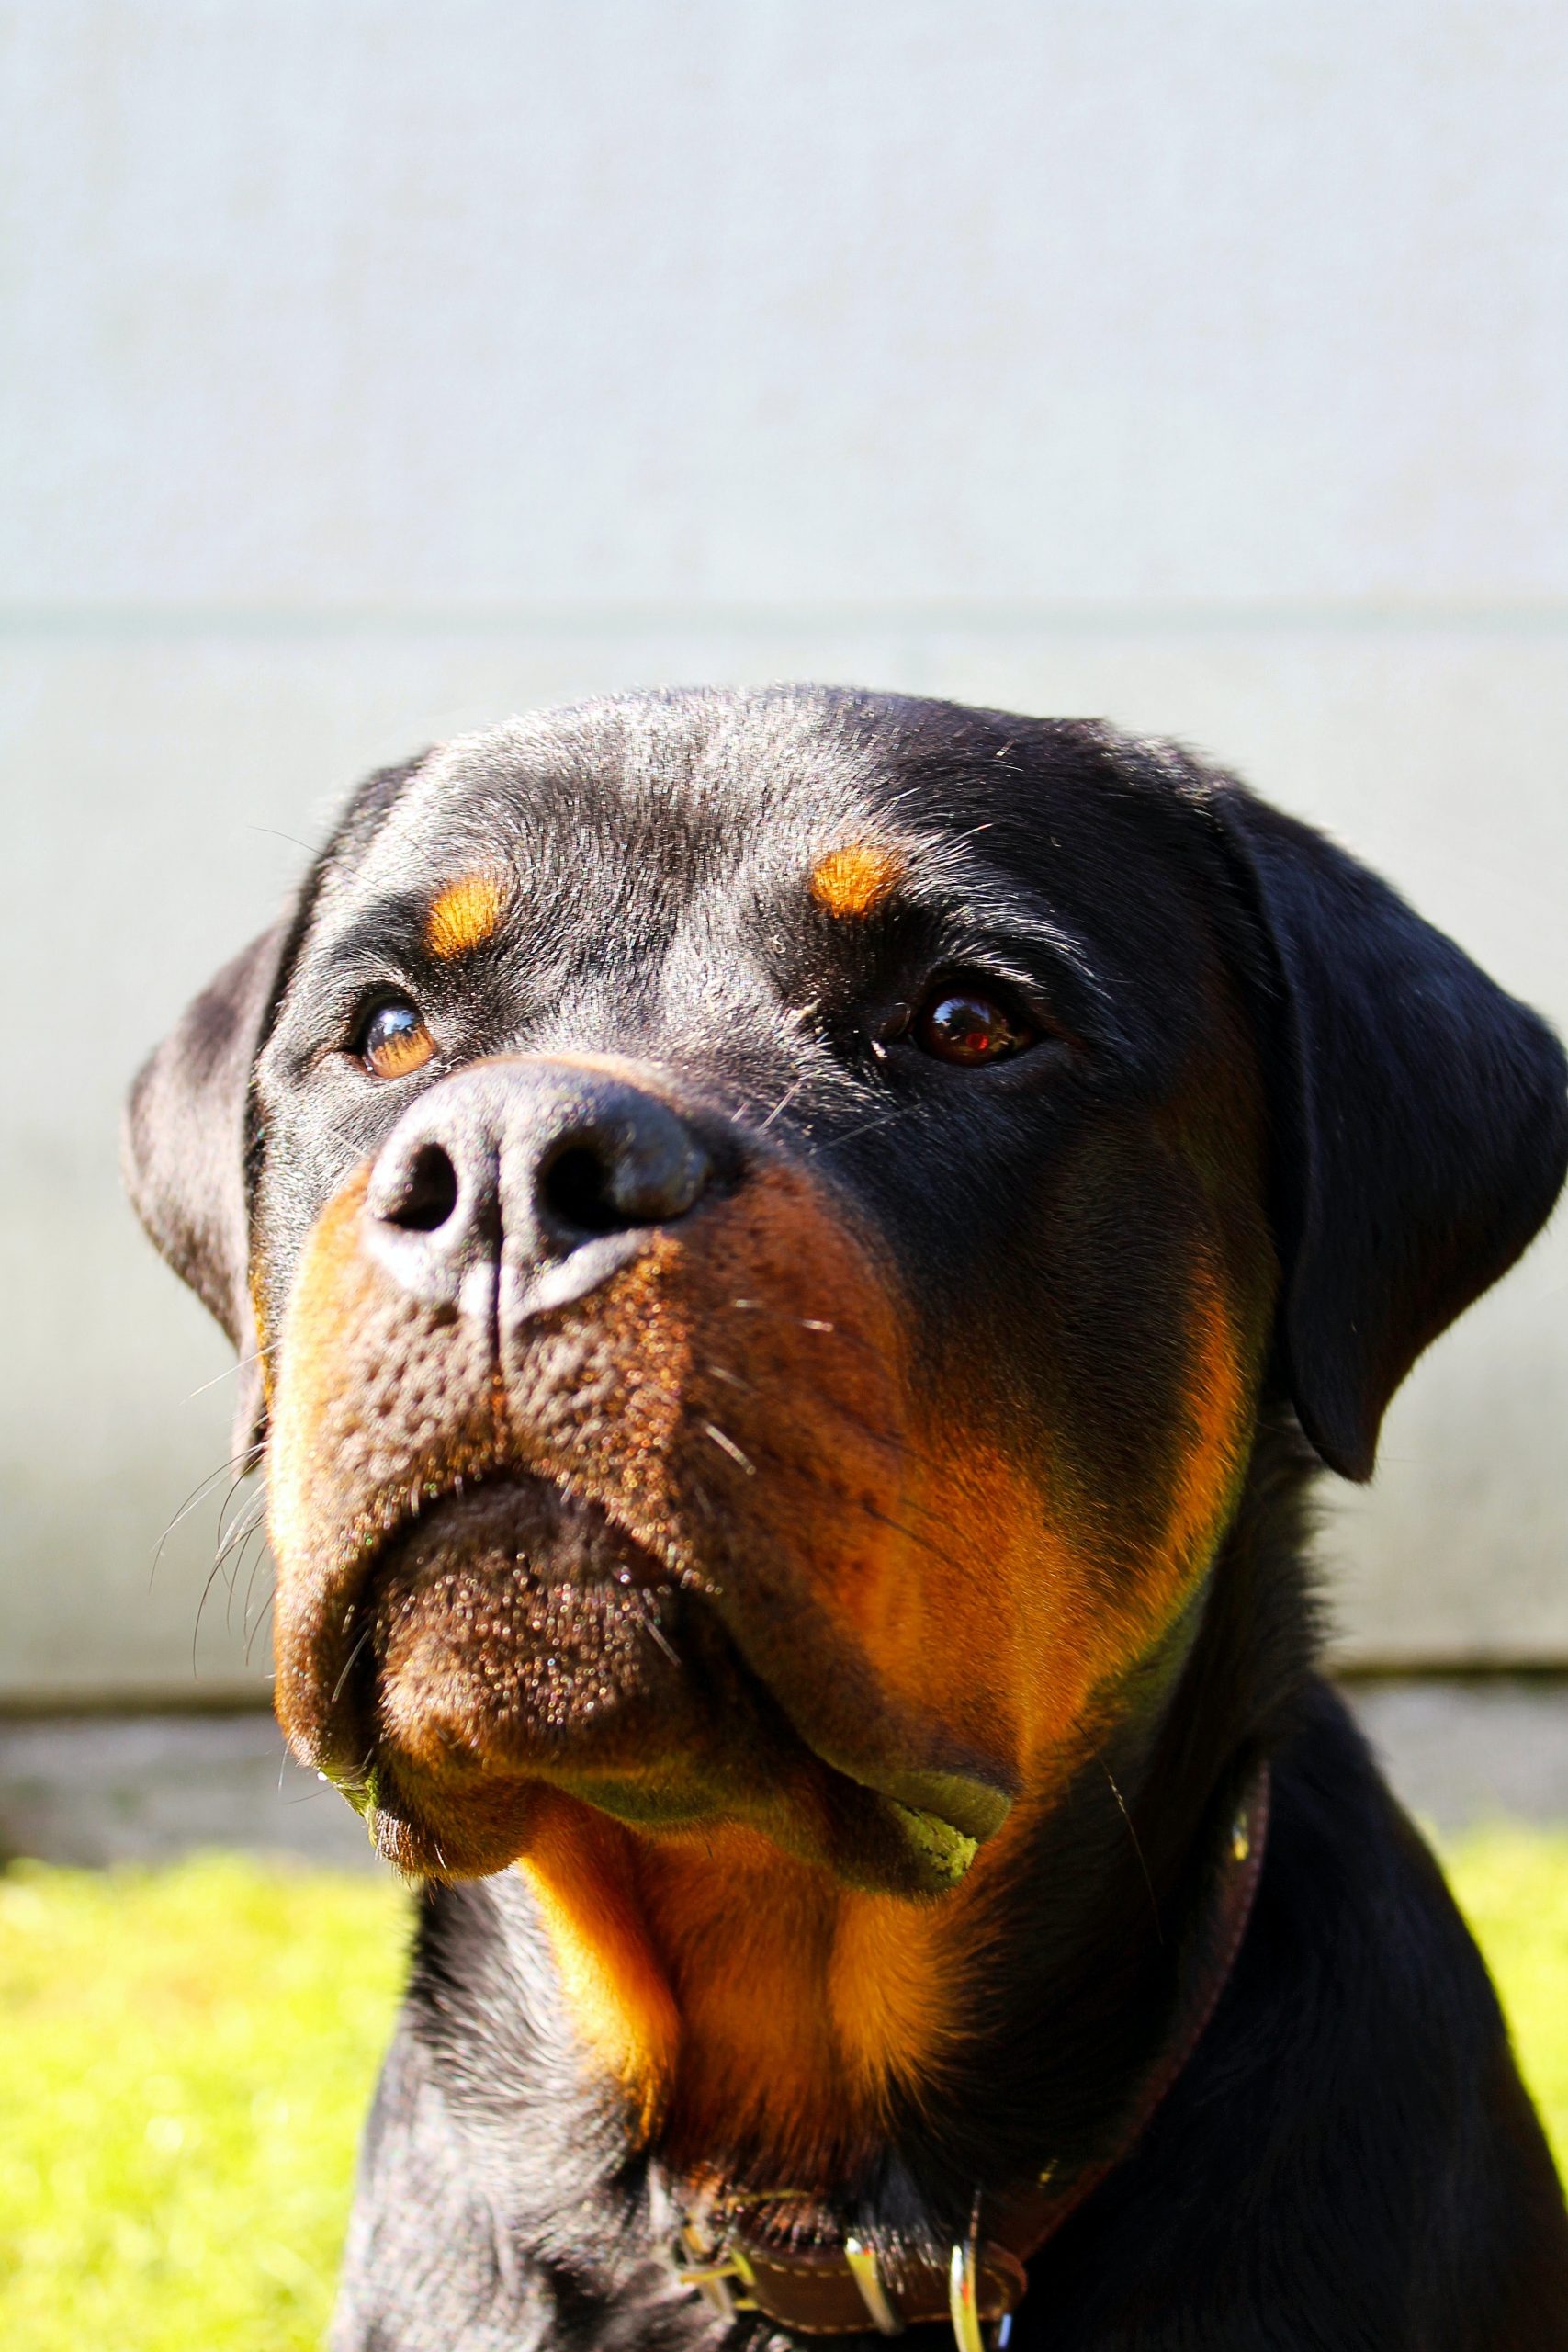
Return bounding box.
[127,689,1567,1896]
[249,698,1280,1890]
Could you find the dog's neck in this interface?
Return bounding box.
[519,1799,974,2181]
[516,1413,1318,2222]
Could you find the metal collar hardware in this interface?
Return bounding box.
[672,2211,1014,2348]
[948,2197,989,2352]
[844,2237,904,2335]
[671,2218,758,2323]
[664,1765,1270,2348]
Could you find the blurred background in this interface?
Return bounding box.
[2,7,1565,2341]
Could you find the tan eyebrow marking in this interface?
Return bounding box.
[424,872,508,959]
[808,842,906,920]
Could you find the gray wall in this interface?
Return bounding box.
[3,1,1565,1702]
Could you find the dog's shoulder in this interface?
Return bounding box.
[1035,1681,1568,2346]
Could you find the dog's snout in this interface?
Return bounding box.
[364,1061,714,1317]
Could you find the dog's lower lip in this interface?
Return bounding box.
[291,1472,1003,1888]
[279,1470,684,1781]
[324,1762,377,1817]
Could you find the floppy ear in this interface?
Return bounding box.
[123,925,288,1465]
[1204,783,1568,1482]
[121,753,433,1463]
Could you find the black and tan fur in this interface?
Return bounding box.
[126,689,1568,2347]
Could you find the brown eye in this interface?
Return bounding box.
[914,986,1034,1066]
[360,999,436,1080]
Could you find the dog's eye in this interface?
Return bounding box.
[913,985,1035,1066]
[359,999,436,1080]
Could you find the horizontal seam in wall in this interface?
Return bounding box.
[0,1690,276,1723]
[6,1667,1568,1720]
[3,601,1568,641]
[1333,1659,1568,1684]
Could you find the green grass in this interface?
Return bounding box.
[0,1857,408,2352]
[1443,1826,1568,2174]
[0,1831,1563,2349]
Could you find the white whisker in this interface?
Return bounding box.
[702,1422,756,1476]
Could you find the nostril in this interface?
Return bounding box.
[539,1116,709,1238]
[540,1142,622,1236]
[383,1142,460,1233]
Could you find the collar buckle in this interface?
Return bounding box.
[670,2217,758,2322]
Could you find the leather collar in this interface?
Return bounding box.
[668,1764,1271,2344]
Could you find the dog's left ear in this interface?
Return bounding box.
[122,752,433,1464]
[1201,780,1568,1481]
[122,925,288,1464]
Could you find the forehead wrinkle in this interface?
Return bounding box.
[647,908,859,1108]
[299,889,437,982]
[351,763,694,967]
[894,829,1114,985]
[355,747,570,895]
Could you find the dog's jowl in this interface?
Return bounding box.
[126,691,1568,2348]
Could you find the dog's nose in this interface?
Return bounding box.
[363,1060,713,1317]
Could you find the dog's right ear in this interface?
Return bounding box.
[122,924,289,1464]
[1196,780,1568,1483]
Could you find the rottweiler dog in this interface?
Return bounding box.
[126,689,1568,2348]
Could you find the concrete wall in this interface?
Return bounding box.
[3,1,1565,1702]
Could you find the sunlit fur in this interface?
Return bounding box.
[424,871,507,960]
[265,1030,1275,2182]
[809,840,906,919]
[123,690,1568,2346]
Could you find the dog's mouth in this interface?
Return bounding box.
[292,1471,988,1894]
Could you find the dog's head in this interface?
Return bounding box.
[126,689,1567,1894]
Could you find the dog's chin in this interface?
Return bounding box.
[288,1478,985,1895]
[350,1734,985,1894]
